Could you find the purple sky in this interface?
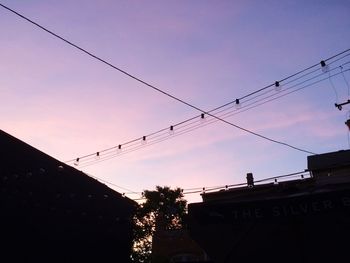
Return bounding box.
[1,0,350,203]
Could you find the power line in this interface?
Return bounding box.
[109,170,311,200]
[75,66,350,168]
[0,3,208,113]
[71,63,350,168]
[2,3,340,157]
[240,49,350,100]
[75,66,344,166]
[2,2,348,109]
[6,162,310,201]
[85,173,143,200]
[340,65,350,97]
[86,173,140,195]
[181,170,310,195]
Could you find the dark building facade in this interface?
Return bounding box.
[188,150,350,263]
[151,214,210,263]
[0,130,136,262]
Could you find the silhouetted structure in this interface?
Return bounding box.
[188,150,350,263]
[152,213,211,263]
[0,130,136,262]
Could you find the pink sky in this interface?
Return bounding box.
[1,0,350,203]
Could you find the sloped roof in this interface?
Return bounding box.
[0,129,136,262]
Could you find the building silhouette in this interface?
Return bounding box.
[188,150,350,263]
[0,130,136,262]
[151,212,211,263]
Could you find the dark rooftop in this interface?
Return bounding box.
[0,129,136,262]
[307,149,350,171]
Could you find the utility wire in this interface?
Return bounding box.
[122,170,311,200]
[180,171,309,195]
[239,49,350,100]
[74,65,350,168]
[86,173,143,200]
[76,67,350,168]
[0,3,208,113]
[87,173,141,196]
[7,162,309,201]
[340,65,350,97]
[74,66,340,166]
[2,3,340,157]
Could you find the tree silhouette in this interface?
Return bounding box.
[131,186,187,263]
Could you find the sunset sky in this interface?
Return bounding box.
[1,0,350,203]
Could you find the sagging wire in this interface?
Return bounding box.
[130,171,311,201]
[340,65,350,98]
[76,66,350,168]
[64,52,350,166]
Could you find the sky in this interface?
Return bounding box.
[1,0,350,203]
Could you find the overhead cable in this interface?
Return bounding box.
[2,3,342,157]
[72,62,350,168]
[94,170,311,200]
